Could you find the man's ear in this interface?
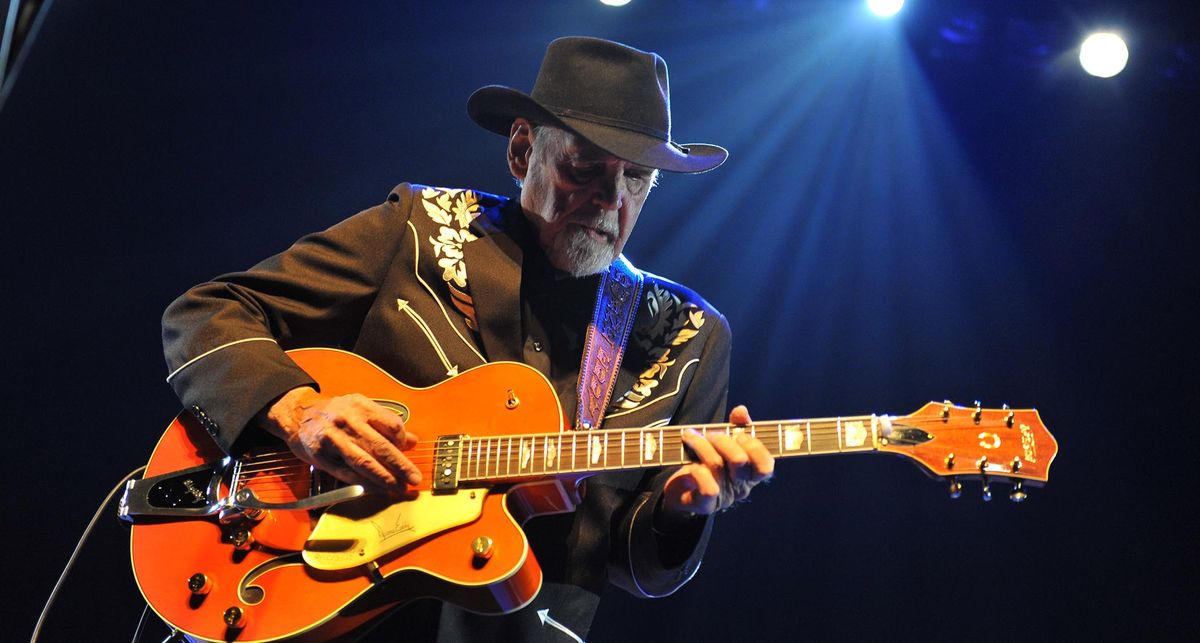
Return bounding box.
[507,118,534,182]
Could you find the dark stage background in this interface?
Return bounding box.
[3,1,1196,641]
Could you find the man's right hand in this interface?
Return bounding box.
[259,386,422,494]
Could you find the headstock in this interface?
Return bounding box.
[878,401,1058,501]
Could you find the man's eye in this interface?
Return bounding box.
[570,165,602,181]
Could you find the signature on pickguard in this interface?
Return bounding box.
[372,510,416,542]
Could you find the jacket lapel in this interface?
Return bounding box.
[462,203,525,363]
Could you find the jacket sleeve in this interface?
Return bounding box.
[607,311,731,598]
[161,185,417,453]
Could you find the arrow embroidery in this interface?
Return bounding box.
[396,298,459,377]
[536,609,585,643]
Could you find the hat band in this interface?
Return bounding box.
[544,104,670,142]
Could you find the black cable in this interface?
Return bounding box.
[30,465,147,643]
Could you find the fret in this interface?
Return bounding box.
[571,433,578,473]
[533,435,541,473]
[494,438,500,478]
[620,431,626,468]
[456,434,464,483]
[463,439,472,479]
[677,428,683,464]
[776,423,783,457]
[603,432,609,469]
[659,428,665,466]
[806,421,813,455]
[481,438,487,478]
[837,417,843,452]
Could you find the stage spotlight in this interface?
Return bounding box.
[1079,32,1129,78]
[599,0,632,7]
[867,0,904,18]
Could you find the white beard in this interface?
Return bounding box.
[548,224,617,276]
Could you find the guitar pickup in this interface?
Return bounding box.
[432,435,464,493]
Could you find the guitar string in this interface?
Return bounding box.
[232,420,1030,481]
[234,415,1022,461]
[233,418,1027,471]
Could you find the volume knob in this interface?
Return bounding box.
[187,573,212,596]
[471,536,495,561]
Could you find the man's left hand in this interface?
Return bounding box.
[660,405,774,517]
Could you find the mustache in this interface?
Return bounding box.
[570,214,618,236]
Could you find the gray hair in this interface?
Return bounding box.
[514,125,659,190]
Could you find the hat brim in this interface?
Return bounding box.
[467,85,727,174]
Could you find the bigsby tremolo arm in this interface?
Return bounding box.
[232,485,364,511]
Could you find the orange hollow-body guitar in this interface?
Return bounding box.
[124,348,1057,642]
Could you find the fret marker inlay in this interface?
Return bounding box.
[644,433,658,461]
[520,439,531,470]
[845,421,868,448]
[783,424,804,451]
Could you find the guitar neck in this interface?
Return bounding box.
[455,415,880,483]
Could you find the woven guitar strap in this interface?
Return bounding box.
[575,254,644,432]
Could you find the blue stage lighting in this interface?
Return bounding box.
[867,0,904,19]
[599,0,632,7]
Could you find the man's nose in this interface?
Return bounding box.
[591,171,625,210]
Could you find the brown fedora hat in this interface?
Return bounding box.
[467,36,727,174]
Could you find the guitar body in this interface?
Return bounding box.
[131,349,570,642]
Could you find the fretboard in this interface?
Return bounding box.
[456,416,879,482]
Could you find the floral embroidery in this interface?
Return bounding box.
[611,284,705,411]
[422,187,481,288]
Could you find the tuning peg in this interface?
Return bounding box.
[1009,481,1028,503]
[948,478,963,499]
[981,479,992,502]
[973,400,982,424]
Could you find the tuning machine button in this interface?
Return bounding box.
[981,479,993,502]
[973,400,983,424]
[1009,481,1028,503]
[1003,403,1015,428]
[948,478,963,499]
